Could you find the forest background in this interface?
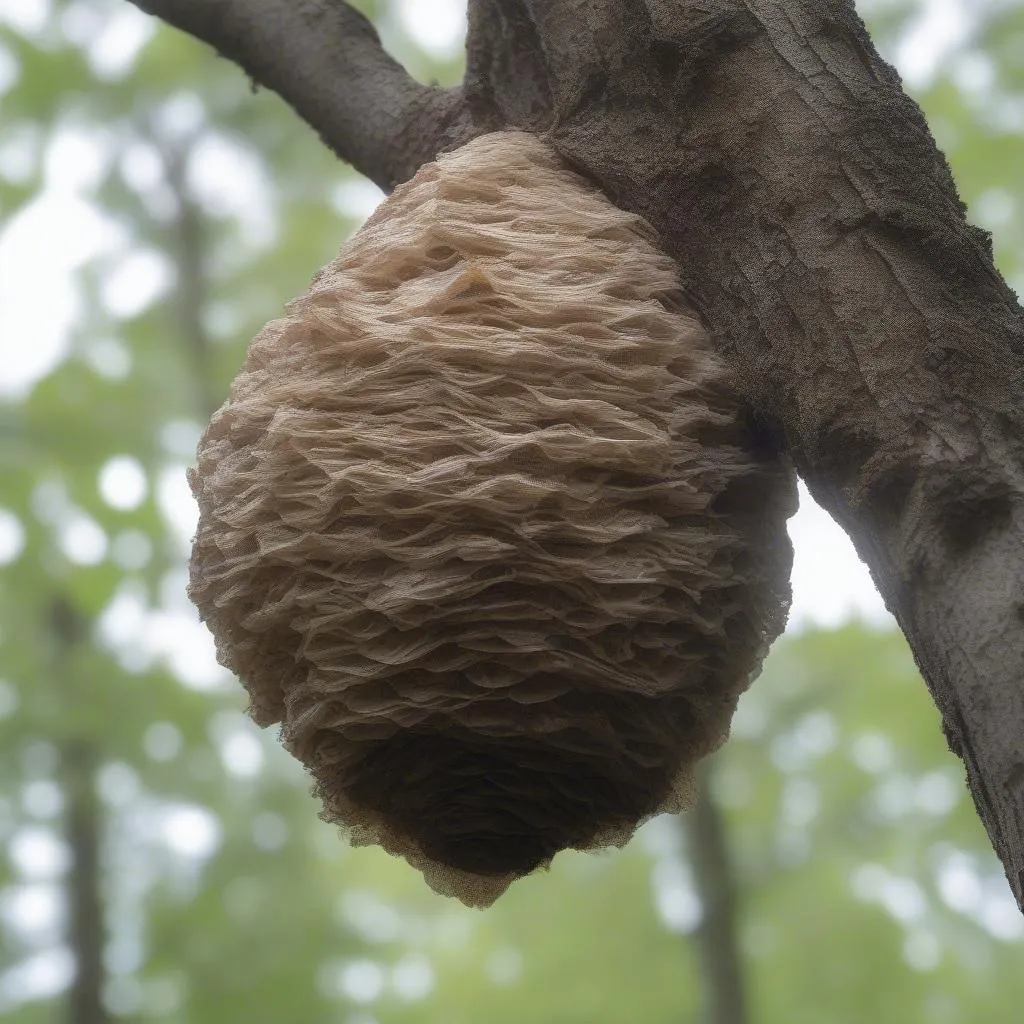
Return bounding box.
[1,0,1023,1021]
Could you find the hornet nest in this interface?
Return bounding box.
[188,131,795,907]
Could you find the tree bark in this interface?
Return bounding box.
[685,765,749,1024]
[122,0,1024,911]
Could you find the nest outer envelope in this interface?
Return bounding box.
[188,130,795,908]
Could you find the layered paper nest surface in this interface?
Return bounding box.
[189,131,794,907]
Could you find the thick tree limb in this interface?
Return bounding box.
[467,0,1024,910]
[126,0,470,190]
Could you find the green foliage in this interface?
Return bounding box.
[0,1,1021,1022]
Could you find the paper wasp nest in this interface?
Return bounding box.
[189,131,794,907]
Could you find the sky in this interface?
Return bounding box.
[4,0,994,693]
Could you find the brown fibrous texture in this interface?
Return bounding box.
[188,131,795,907]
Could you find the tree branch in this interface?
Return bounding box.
[126,0,470,189]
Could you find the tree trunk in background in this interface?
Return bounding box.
[165,148,218,419]
[50,598,109,1024]
[64,741,108,1024]
[684,763,748,1024]
[462,0,1024,911]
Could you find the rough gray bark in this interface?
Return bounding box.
[125,0,1024,912]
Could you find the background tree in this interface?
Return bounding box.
[1,1,1023,1022]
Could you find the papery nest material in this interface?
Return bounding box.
[188,130,795,907]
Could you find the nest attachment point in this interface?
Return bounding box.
[189,131,795,907]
